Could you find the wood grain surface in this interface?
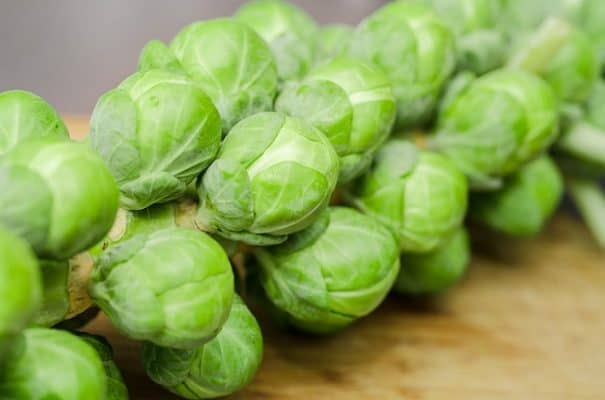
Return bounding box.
[66,117,605,400]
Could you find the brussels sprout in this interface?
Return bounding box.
[77,333,129,400]
[255,207,400,334]
[89,227,234,349]
[349,0,456,128]
[0,229,41,361]
[275,56,396,182]
[0,138,119,260]
[395,228,469,295]
[0,328,106,399]
[90,70,221,210]
[196,112,339,245]
[354,140,468,253]
[139,19,278,132]
[431,68,558,189]
[509,19,598,106]
[499,0,580,37]
[419,0,506,74]
[470,156,563,236]
[0,90,69,154]
[143,295,262,399]
[315,24,353,63]
[32,253,96,327]
[235,0,319,82]
[577,0,605,71]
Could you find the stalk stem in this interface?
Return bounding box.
[567,177,605,249]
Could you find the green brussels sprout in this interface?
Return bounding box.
[431,68,558,189]
[235,0,319,82]
[255,207,400,334]
[142,295,262,399]
[275,56,396,182]
[470,156,563,236]
[90,69,221,210]
[0,328,106,399]
[89,227,234,349]
[315,24,353,63]
[395,227,469,295]
[196,112,339,246]
[0,138,119,260]
[0,90,69,154]
[577,0,605,71]
[349,0,456,128]
[509,19,598,106]
[354,140,468,253]
[0,229,41,361]
[77,333,129,400]
[139,18,278,133]
[419,0,506,74]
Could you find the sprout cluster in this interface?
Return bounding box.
[4,0,605,398]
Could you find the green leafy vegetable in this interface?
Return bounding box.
[89,227,234,349]
[196,112,339,245]
[143,295,262,399]
[255,207,400,334]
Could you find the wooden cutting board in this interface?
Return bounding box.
[67,116,605,400]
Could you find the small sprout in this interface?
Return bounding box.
[431,68,558,189]
[276,56,396,183]
[89,227,234,349]
[139,18,278,133]
[235,0,319,82]
[354,140,468,253]
[143,295,263,399]
[255,207,400,334]
[90,70,222,210]
[349,0,456,128]
[0,228,41,362]
[471,157,564,237]
[0,328,107,399]
[395,227,470,295]
[0,138,119,260]
[196,112,339,245]
[0,90,69,155]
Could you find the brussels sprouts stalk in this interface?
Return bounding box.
[508,17,573,73]
[556,122,605,169]
[567,177,605,248]
[65,252,95,320]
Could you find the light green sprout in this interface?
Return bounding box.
[143,295,262,399]
[0,90,69,155]
[431,68,558,189]
[0,138,119,260]
[0,328,107,400]
[354,140,468,253]
[275,56,396,182]
[0,228,41,362]
[139,18,278,133]
[471,156,563,236]
[196,112,339,246]
[395,227,470,295]
[349,0,456,128]
[90,69,222,210]
[255,207,400,334]
[89,227,234,349]
[235,0,319,82]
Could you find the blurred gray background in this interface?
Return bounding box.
[0,1,387,115]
